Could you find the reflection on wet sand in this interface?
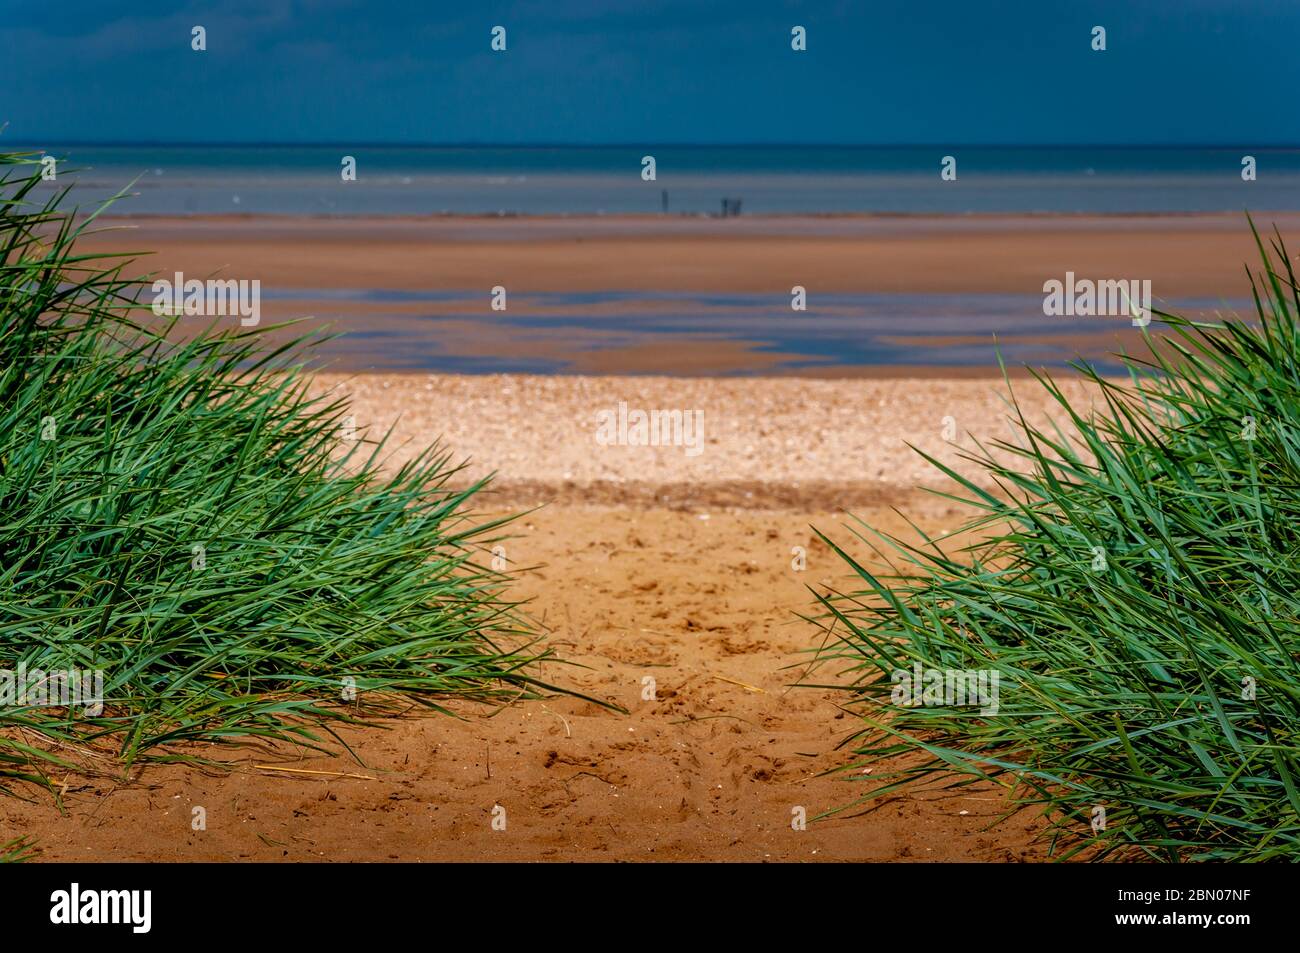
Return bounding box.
[241,288,1245,375]
[84,212,1285,376]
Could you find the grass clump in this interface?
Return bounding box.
[0,836,35,862]
[0,152,552,789]
[813,224,1300,861]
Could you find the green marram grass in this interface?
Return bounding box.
[1,836,35,862]
[813,223,1300,862]
[0,151,557,791]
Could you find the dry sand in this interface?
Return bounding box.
[1,501,1043,862]
[3,372,1090,862]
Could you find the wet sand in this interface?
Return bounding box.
[77,212,1293,375]
[83,211,1299,297]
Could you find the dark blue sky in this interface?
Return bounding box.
[4,0,1295,145]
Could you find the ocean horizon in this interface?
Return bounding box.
[18,143,1300,216]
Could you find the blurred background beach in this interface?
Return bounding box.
[26,142,1297,376]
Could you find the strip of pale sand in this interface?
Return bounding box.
[313,372,1104,509]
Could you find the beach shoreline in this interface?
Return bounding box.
[76,210,1295,376]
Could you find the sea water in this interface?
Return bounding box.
[20,143,1300,216]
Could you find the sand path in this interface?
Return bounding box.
[2,374,1060,860]
[3,501,1042,861]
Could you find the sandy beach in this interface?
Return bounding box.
[4,212,1291,860]
[2,372,1056,862]
[11,0,1300,903]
